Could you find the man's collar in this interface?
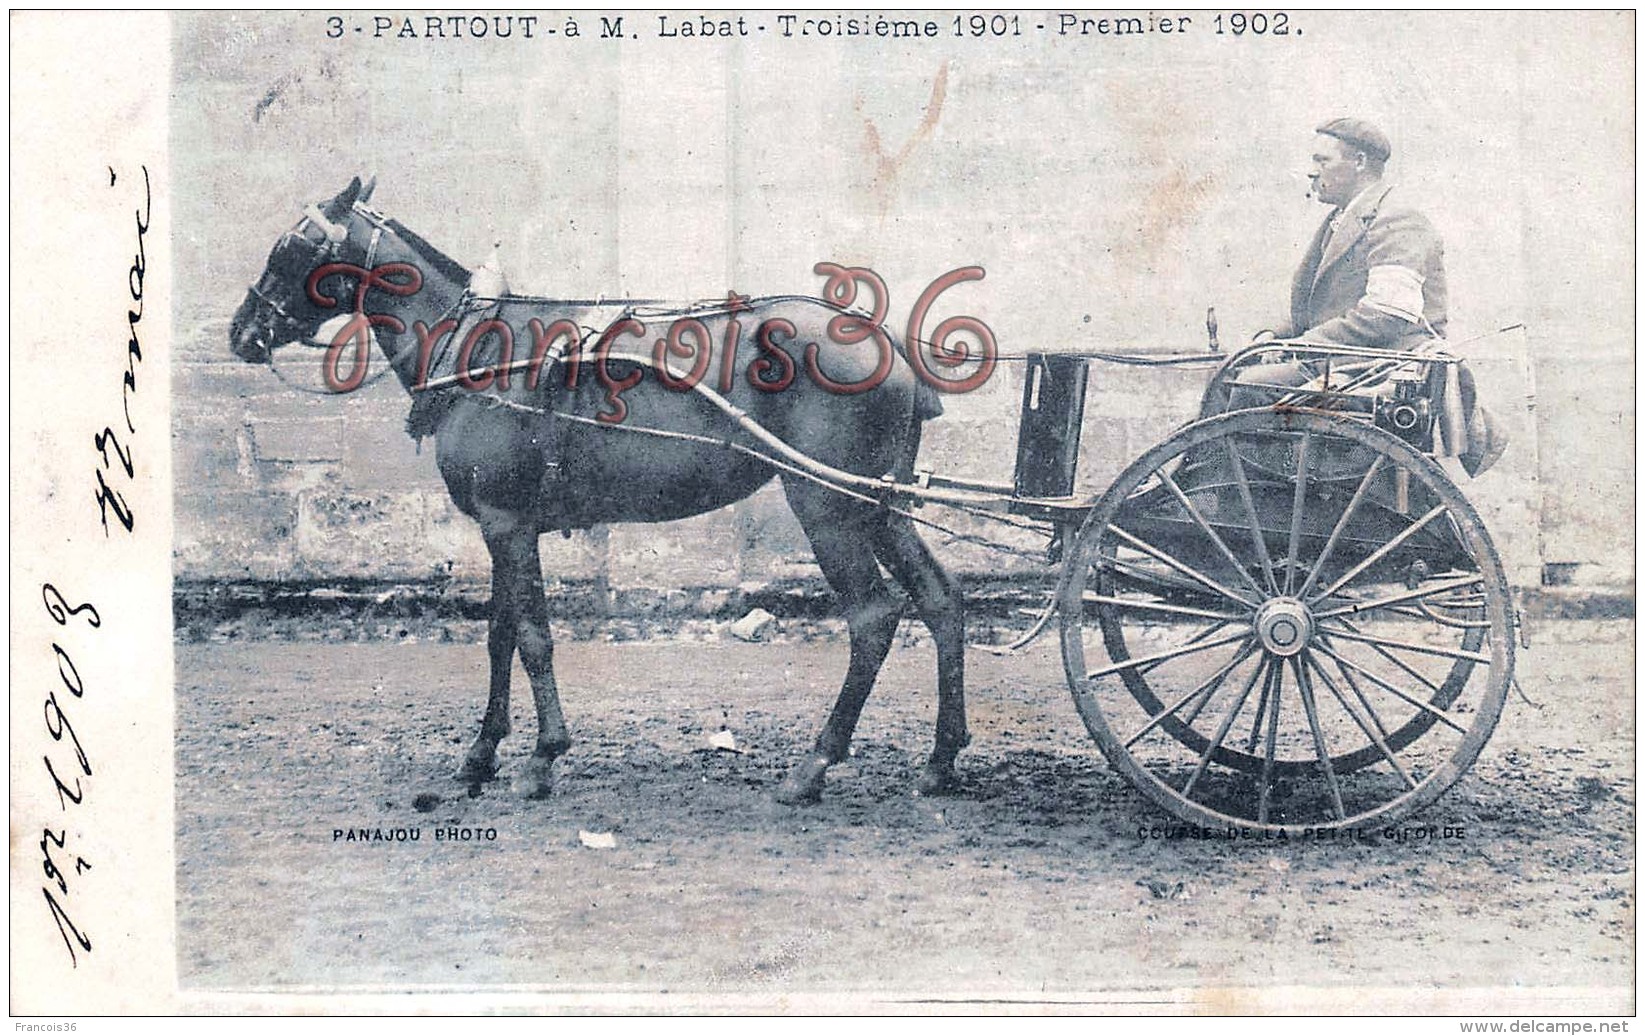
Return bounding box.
[1315,180,1393,282]
[1334,180,1391,223]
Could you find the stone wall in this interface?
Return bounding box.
[173,13,1634,604]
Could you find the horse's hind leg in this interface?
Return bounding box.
[775,481,903,805]
[872,513,969,795]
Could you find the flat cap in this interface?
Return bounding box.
[1316,117,1391,162]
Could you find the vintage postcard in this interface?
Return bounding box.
[10,9,1634,1016]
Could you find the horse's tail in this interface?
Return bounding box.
[894,329,941,483]
[889,400,927,485]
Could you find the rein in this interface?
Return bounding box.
[256,198,1299,401]
[267,326,422,396]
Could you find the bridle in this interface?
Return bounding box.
[246,201,391,340]
[246,198,421,393]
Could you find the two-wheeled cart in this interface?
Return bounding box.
[890,340,1514,835]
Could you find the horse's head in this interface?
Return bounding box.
[228,175,377,364]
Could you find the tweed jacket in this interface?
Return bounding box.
[1277,183,1448,350]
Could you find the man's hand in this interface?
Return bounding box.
[1250,329,1286,362]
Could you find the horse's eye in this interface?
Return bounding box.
[276,240,315,274]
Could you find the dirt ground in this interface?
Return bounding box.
[174,618,1634,1008]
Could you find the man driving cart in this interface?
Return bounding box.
[1205,117,1503,477]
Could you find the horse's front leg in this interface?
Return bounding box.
[456,548,518,784]
[482,514,569,799]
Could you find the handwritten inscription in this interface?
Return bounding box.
[35,161,155,972]
[39,584,101,968]
[93,165,148,537]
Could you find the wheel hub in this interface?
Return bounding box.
[1255,597,1315,657]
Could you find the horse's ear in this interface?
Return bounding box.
[325,176,363,218]
[358,175,376,205]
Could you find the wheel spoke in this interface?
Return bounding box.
[1306,653,1415,789]
[1158,469,1267,599]
[1124,644,1258,749]
[1086,628,1250,681]
[1325,626,1492,665]
[1292,657,1345,820]
[1223,439,1281,596]
[1181,654,1267,798]
[1257,660,1283,823]
[1083,593,1246,624]
[1182,648,1249,727]
[1245,661,1273,752]
[1138,621,1232,677]
[1315,573,1485,620]
[1327,618,1454,700]
[1104,556,1215,602]
[1064,409,1510,836]
[1296,455,1386,599]
[1311,642,1468,734]
[1285,432,1313,595]
[1320,638,1399,743]
[1107,524,1259,608]
[1104,551,1202,591]
[1309,505,1448,603]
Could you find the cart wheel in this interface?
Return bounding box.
[1059,409,1513,833]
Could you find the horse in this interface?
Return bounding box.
[228,175,969,803]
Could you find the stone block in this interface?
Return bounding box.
[174,491,299,581]
[242,389,351,426]
[252,418,343,463]
[1070,415,1138,496]
[920,506,1051,580]
[420,493,492,584]
[171,413,249,492]
[606,507,741,590]
[731,484,814,579]
[920,416,1016,486]
[174,360,278,406]
[293,490,430,581]
[340,409,448,495]
[537,526,608,584]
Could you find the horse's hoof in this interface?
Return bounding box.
[774,756,830,805]
[515,757,555,800]
[914,763,961,797]
[454,752,500,784]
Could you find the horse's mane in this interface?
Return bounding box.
[385,216,473,287]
